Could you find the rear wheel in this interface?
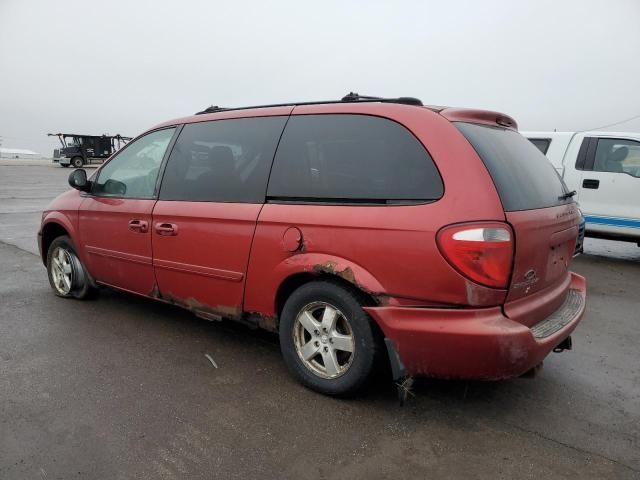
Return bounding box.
[71,156,84,168]
[46,236,96,299]
[279,281,379,396]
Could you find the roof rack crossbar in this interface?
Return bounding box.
[195,92,423,115]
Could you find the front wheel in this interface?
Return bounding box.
[279,281,380,396]
[46,235,96,299]
[71,156,84,168]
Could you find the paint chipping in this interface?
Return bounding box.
[313,261,356,283]
[162,291,241,320]
[245,312,278,332]
[313,260,338,275]
[257,314,278,332]
[312,261,388,305]
[339,266,356,284]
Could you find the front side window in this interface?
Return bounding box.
[159,116,287,202]
[267,114,443,203]
[92,128,175,198]
[593,138,640,177]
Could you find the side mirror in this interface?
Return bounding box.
[103,178,127,196]
[68,169,90,191]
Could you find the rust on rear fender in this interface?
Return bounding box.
[311,260,389,305]
[313,260,356,285]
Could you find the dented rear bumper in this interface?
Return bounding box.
[364,272,586,380]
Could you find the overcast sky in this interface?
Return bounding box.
[1,0,639,156]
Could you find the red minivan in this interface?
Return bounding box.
[39,94,586,396]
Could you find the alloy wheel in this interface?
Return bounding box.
[293,301,355,379]
[51,246,74,295]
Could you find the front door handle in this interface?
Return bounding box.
[582,179,600,189]
[128,219,149,233]
[155,222,178,236]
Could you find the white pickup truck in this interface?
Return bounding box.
[524,131,640,246]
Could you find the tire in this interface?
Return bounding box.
[71,156,84,168]
[279,280,380,396]
[46,235,97,299]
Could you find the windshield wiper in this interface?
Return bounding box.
[559,190,577,200]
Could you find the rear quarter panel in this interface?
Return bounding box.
[243,104,508,317]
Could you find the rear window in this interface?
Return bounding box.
[455,123,570,211]
[267,114,443,203]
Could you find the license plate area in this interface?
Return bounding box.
[545,228,578,282]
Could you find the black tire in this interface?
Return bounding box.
[279,280,380,396]
[46,235,97,299]
[71,156,84,168]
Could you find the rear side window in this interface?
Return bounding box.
[456,123,570,211]
[528,138,551,155]
[267,114,443,203]
[159,116,287,202]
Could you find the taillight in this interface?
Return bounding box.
[437,223,514,289]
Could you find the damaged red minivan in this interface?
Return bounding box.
[39,93,586,396]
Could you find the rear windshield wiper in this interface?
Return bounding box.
[559,190,577,200]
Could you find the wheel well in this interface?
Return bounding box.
[275,272,378,318]
[41,222,68,264]
[274,272,389,377]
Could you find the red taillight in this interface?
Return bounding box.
[437,223,514,289]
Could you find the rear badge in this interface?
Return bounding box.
[556,208,577,220]
[513,269,539,294]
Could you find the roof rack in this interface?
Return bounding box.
[195,92,423,115]
[340,92,423,106]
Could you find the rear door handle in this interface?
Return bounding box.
[154,222,178,236]
[582,179,600,189]
[128,219,149,233]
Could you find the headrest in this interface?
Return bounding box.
[610,146,628,163]
[210,145,234,164]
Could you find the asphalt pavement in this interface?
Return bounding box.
[0,161,638,479]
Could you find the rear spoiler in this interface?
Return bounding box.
[439,108,518,130]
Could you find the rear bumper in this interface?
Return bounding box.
[364,272,586,380]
